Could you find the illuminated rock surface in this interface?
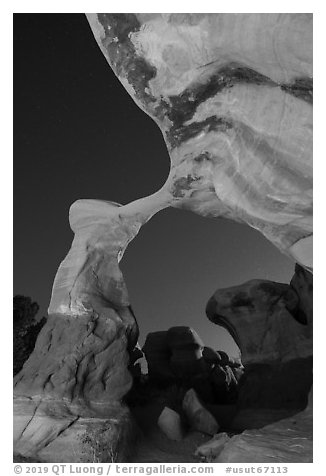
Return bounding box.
[157,407,183,441]
[14,13,312,462]
[87,13,312,269]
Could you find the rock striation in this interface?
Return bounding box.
[195,432,230,461]
[216,390,313,463]
[14,13,312,462]
[87,13,312,270]
[157,407,184,441]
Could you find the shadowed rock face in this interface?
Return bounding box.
[206,275,312,366]
[142,327,239,404]
[143,327,206,385]
[206,265,312,425]
[14,14,312,462]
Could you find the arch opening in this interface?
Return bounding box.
[118,206,301,436]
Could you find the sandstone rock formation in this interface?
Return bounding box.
[143,326,207,385]
[87,13,312,270]
[14,200,146,461]
[157,407,183,441]
[216,390,313,463]
[182,389,219,435]
[167,326,206,381]
[206,265,312,421]
[206,265,312,460]
[14,13,312,462]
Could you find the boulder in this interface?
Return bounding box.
[182,389,219,435]
[142,331,174,385]
[195,432,230,461]
[200,347,240,403]
[142,327,238,404]
[157,407,183,441]
[143,327,210,388]
[215,350,230,366]
[167,326,207,382]
[210,364,238,404]
[167,326,204,349]
[202,347,221,366]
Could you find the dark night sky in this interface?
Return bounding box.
[14,13,295,357]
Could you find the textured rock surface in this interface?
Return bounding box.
[216,391,313,463]
[143,327,206,386]
[167,326,206,382]
[157,407,183,441]
[14,13,312,462]
[142,327,238,404]
[142,331,175,384]
[195,432,230,461]
[14,396,133,462]
[182,389,219,435]
[87,13,312,269]
[206,267,312,422]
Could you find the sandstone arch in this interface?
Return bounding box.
[14,13,312,462]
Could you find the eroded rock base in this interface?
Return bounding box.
[217,403,312,463]
[14,397,134,462]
